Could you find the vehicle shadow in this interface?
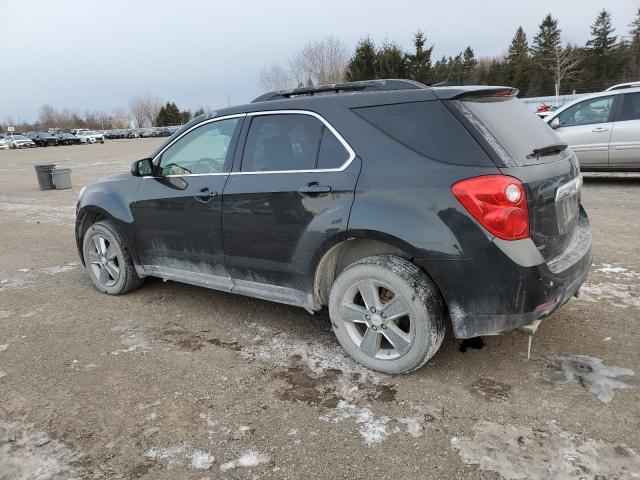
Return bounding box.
[582,174,640,185]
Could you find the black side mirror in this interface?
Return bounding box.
[131,158,153,177]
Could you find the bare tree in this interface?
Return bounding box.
[539,44,582,97]
[38,104,59,128]
[111,107,130,129]
[129,94,162,127]
[258,63,293,92]
[290,36,348,85]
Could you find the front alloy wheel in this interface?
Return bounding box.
[86,234,120,288]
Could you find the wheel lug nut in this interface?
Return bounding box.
[381,324,387,330]
[370,307,376,313]
[365,315,370,320]
[381,313,386,318]
[371,325,377,331]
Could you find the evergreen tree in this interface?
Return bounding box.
[345,37,377,81]
[306,76,314,87]
[627,8,640,78]
[376,41,407,78]
[407,31,433,84]
[507,26,530,95]
[529,14,561,95]
[155,102,182,126]
[462,46,477,82]
[180,110,192,125]
[193,108,206,118]
[585,10,620,90]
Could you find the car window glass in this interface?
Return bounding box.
[317,126,349,169]
[558,96,613,127]
[241,114,322,172]
[618,93,640,122]
[158,118,239,176]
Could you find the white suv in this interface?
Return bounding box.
[73,130,105,144]
[545,87,640,171]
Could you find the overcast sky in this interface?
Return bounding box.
[2,0,637,123]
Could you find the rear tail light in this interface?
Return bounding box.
[451,175,529,240]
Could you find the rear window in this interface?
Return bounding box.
[353,101,492,166]
[457,97,563,166]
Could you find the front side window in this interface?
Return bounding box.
[158,118,239,176]
[241,114,323,172]
[559,96,614,127]
[617,93,640,122]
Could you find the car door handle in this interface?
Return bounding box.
[592,127,609,132]
[298,182,332,195]
[194,187,218,203]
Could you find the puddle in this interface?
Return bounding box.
[578,282,640,309]
[0,421,80,480]
[535,354,638,403]
[451,420,640,480]
[470,378,511,401]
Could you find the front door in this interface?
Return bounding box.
[131,116,243,282]
[222,111,359,299]
[610,92,640,168]
[554,95,615,167]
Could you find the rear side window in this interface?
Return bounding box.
[353,101,489,166]
[618,93,640,122]
[317,126,350,169]
[242,114,322,172]
[558,96,614,127]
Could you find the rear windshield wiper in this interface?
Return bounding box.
[527,143,568,159]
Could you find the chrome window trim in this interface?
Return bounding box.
[143,109,356,179]
[144,113,246,179]
[232,109,355,175]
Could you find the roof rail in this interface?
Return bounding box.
[252,79,428,103]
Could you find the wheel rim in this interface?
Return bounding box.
[87,234,120,287]
[339,279,414,360]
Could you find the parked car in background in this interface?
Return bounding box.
[605,81,640,91]
[535,103,558,118]
[27,131,59,147]
[0,138,9,150]
[4,134,36,149]
[546,87,640,170]
[86,131,105,143]
[76,80,592,374]
[73,130,104,144]
[55,132,83,145]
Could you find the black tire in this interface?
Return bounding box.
[329,255,445,374]
[82,220,144,295]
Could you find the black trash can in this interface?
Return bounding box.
[34,164,56,191]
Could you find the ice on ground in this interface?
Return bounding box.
[320,400,424,446]
[145,443,214,470]
[0,421,79,480]
[535,354,638,403]
[0,344,8,352]
[595,263,640,278]
[0,196,75,224]
[220,451,270,471]
[451,420,640,480]
[578,282,640,309]
[109,324,150,355]
[42,263,78,275]
[0,310,15,319]
[0,263,79,292]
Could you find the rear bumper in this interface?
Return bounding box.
[417,206,593,338]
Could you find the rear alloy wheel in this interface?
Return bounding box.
[329,255,445,374]
[82,221,143,295]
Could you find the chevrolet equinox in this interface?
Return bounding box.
[76,80,592,374]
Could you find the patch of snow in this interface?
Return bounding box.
[0,344,8,352]
[109,324,150,355]
[145,443,215,471]
[0,421,79,480]
[0,310,15,319]
[578,282,640,309]
[595,263,640,278]
[0,371,6,380]
[451,420,640,480]
[42,263,78,275]
[535,354,638,403]
[220,451,270,471]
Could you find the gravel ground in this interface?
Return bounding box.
[0,140,639,480]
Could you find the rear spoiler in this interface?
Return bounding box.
[432,86,519,100]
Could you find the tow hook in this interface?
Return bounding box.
[518,319,542,360]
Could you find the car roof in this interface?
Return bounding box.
[545,86,640,122]
[605,81,640,91]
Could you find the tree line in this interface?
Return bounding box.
[259,9,640,98]
[2,95,207,133]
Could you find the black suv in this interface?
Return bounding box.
[76,80,592,374]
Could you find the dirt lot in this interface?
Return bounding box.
[1,140,639,480]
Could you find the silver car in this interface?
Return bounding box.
[546,87,640,171]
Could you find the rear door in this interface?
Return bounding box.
[609,91,640,168]
[222,111,359,294]
[131,116,243,281]
[551,95,615,168]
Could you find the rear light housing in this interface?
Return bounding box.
[451,175,529,240]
